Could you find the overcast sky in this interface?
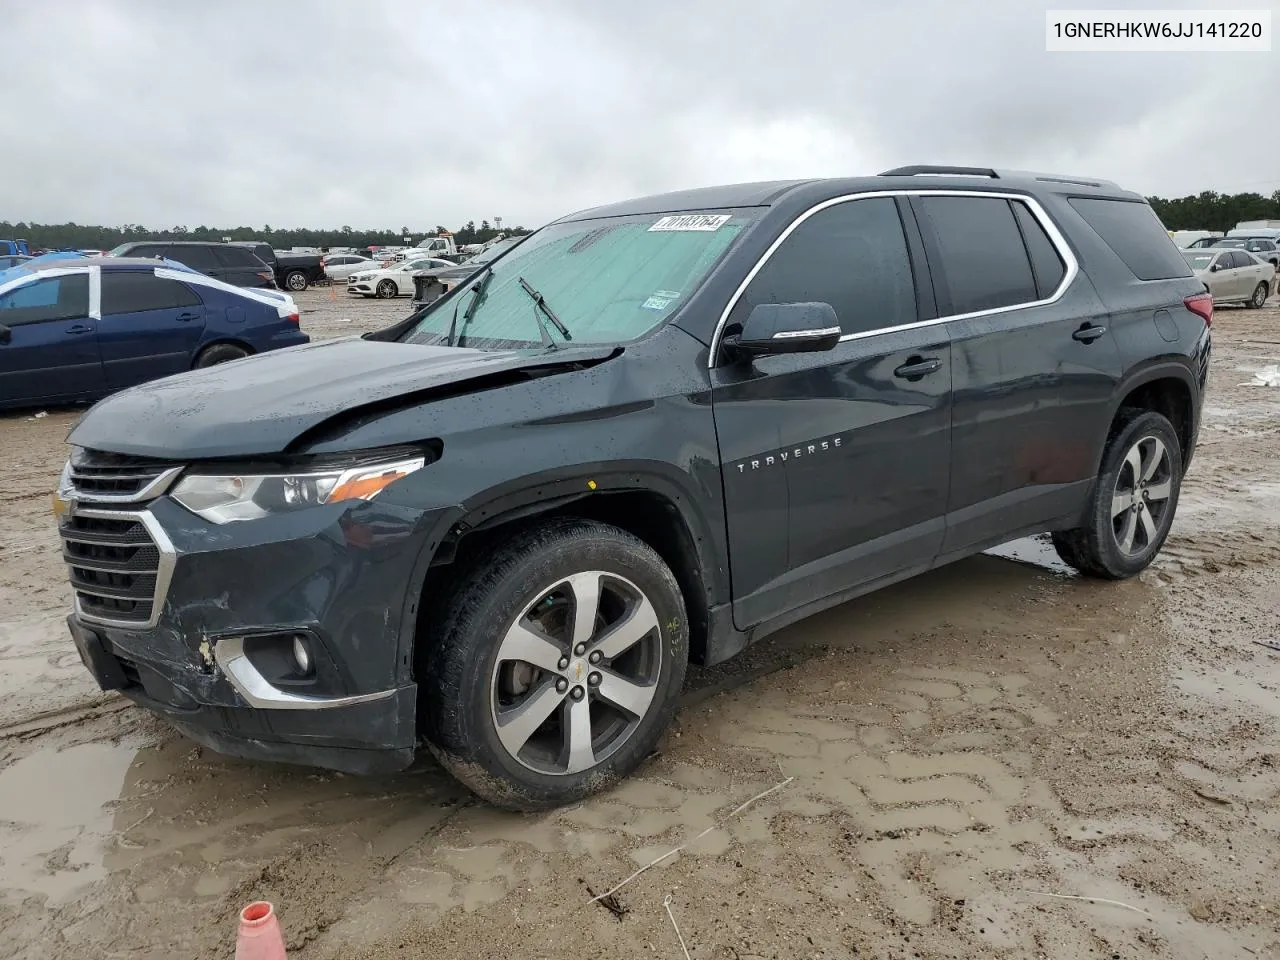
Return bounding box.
[2,0,1277,232]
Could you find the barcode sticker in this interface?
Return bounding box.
[648,214,732,232]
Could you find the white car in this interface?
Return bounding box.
[1182,248,1275,308]
[322,254,378,282]
[346,257,455,298]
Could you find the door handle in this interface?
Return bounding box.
[175,312,199,322]
[1072,323,1107,343]
[65,324,93,335]
[893,356,942,381]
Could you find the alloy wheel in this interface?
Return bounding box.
[288,273,307,291]
[1253,283,1268,308]
[1110,435,1173,557]
[489,571,662,775]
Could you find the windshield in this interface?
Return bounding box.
[1183,252,1216,270]
[400,210,754,349]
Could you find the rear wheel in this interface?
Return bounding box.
[421,519,689,810]
[1052,409,1182,579]
[285,270,308,292]
[376,279,398,299]
[193,343,249,368]
[1248,282,1269,309]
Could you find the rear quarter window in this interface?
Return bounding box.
[1067,197,1193,281]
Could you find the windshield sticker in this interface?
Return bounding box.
[648,214,732,232]
[642,290,682,311]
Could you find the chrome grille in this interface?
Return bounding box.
[61,510,171,627]
[67,448,181,502]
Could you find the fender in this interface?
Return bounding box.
[1093,358,1199,476]
[392,460,731,673]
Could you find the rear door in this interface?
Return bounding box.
[98,268,207,389]
[0,271,103,404]
[912,192,1123,558]
[712,195,952,628]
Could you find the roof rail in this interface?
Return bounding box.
[879,165,999,178]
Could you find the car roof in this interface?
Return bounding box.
[557,168,1143,223]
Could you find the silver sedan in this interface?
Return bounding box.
[1182,248,1275,308]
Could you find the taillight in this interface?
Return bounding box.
[286,312,300,325]
[1184,291,1214,327]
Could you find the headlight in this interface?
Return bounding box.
[170,453,426,524]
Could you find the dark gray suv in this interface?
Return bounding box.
[60,165,1211,810]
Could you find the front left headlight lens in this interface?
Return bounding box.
[171,454,426,524]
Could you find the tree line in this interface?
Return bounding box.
[0,220,530,252]
[6,189,1280,251]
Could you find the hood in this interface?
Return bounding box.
[68,337,619,460]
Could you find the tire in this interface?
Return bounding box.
[421,519,689,810]
[193,343,250,368]
[1051,409,1182,579]
[1248,282,1269,309]
[285,270,308,292]
[376,279,398,299]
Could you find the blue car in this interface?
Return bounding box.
[0,257,310,410]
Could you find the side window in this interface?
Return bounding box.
[918,196,1038,314]
[0,273,90,324]
[214,246,252,268]
[167,245,220,272]
[129,244,167,259]
[101,271,202,314]
[1232,251,1253,269]
[730,196,917,337]
[1067,197,1192,281]
[1011,201,1067,299]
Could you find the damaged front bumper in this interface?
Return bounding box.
[60,492,436,776]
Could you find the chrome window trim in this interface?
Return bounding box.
[707,188,1080,368]
[68,507,176,631]
[213,635,398,711]
[772,326,841,339]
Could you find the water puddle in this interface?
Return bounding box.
[0,741,139,903]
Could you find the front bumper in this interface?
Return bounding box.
[60,491,436,775]
[347,279,376,295]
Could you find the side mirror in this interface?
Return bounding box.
[1210,263,1220,272]
[724,302,842,359]
[0,323,10,345]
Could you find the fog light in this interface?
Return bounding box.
[292,635,312,675]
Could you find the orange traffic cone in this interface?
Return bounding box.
[235,901,287,960]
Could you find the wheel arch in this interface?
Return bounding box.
[1103,362,1197,466]
[402,467,727,677]
[191,338,256,367]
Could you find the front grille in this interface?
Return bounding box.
[61,512,162,624]
[68,449,179,501]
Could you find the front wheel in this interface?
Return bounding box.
[1248,282,1269,309]
[1052,409,1182,579]
[376,279,398,299]
[422,519,689,810]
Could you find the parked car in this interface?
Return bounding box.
[1183,248,1275,307]
[1169,230,1222,249]
[322,254,378,282]
[1209,236,1280,269]
[107,241,276,289]
[410,235,527,309]
[347,256,455,298]
[0,257,308,410]
[229,242,325,292]
[56,165,1210,811]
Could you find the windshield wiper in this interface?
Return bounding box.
[445,266,493,347]
[517,276,572,350]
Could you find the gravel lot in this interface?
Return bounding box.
[0,290,1278,960]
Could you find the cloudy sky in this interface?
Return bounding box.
[2,0,1277,232]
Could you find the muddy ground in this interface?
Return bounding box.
[1,290,1277,960]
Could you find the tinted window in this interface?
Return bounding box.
[0,273,90,324]
[1231,251,1253,268]
[101,270,202,314]
[1011,201,1066,299]
[918,196,1037,314]
[126,244,168,259]
[166,245,220,271]
[1068,197,1192,281]
[214,246,264,268]
[731,197,916,337]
